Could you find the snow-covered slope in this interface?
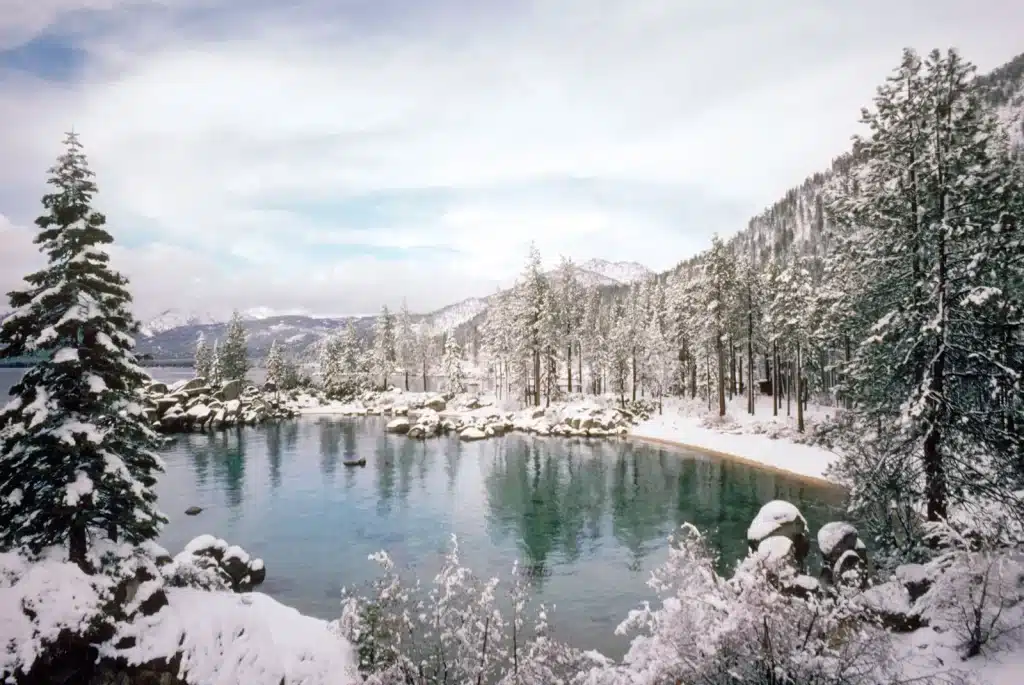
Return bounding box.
[422,297,489,333]
[141,309,223,337]
[579,258,654,285]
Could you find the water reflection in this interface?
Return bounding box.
[156,416,845,657]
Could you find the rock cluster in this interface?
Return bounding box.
[166,534,267,593]
[384,401,638,442]
[144,377,298,433]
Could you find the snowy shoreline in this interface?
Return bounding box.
[292,389,844,487]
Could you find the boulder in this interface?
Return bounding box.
[184,506,203,516]
[459,426,487,441]
[425,396,447,411]
[147,381,169,395]
[747,500,810,570]
[178,377,209,393]
[263,381,277,393]
[895,563,932,602]
[221,379,243,402]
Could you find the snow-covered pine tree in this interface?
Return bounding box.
[395,299,416,391]
[209,339,222,386]
[0,132,165,569]
[338,320,365,393]
[371,305,397,390]
[554,257,584,394]
[219,311,249,382]
[698,236,736,415]
[194,331,213,380]
[441,334,466,394]
[265,339,285,391]
[606,301,632,404]
[512,244,549,406]
[768,254,814,431]
[826,48,1024,526]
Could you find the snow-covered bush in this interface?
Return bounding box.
[913,507,1024,659]
[337,536,607,685]
[586,523,898,685]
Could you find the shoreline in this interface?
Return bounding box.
[627,433,845,491]
[295,402,845,490]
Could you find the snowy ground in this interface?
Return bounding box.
[631,395,843,485]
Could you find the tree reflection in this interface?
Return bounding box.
[376,434,396,514]
[318,419,342,480]
[211,429,246,509]
[265,422,283,490]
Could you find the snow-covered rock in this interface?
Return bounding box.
[459,426,487,441]
[385,417,411,434]
[143,378,297,434]
[747,500,810,569]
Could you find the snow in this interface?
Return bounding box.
[578,258,654,285]
[631,396,842,484]
[108,588,361,685]
[52,347,79,363]
[85,374,106,394]
[755,535,793,564]
[223,545,250,565]
[184,535,229,556]
[747,500,807,542]
[816,521,857,557]
[0,550,106,679]
[64,471,94,506]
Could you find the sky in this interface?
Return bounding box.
[1,0,1023,321]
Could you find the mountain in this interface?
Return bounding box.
[140,309,224,337]
[579,259,654,285]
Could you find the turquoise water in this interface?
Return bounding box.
[0,367,845,657]
[155,416,845,658]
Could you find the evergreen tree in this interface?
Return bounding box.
[219,311,249,382]
[396,299,416,391]
[371,305,397,389]
[318,334,342,395]
[441,334,466,394]
[209,339,222,386]
[554,257,584,393]
[827,48,1024,526]
[265,339,285,390]
[0,132,165,569]
[194,332,212,380]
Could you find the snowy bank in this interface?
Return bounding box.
[0,538,359,685]
[630,396,842,485]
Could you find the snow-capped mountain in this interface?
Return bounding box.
[579,259,654,285]
[422,297,490,333]
[140,309,223,337]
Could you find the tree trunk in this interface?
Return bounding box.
[567,340,573,394]
[717,336,726,417]
[70,519,89,574]
[748,309,755,415]
[533,350,541,407]
[404,370,409,391]
[631,348,637,402]
[796,341,804,433]
[772,342,779,417]
[422,363,428,393]
[786,358,791,417]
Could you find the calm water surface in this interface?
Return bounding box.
[0,367,845,658]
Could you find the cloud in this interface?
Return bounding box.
[1,0,1023,320]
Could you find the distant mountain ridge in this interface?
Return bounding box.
[130,259,655,362]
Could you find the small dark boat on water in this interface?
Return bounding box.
[342,457,367,467]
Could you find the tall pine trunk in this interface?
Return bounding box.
[717,336,726,417]
[796,341,804,433]
[772,341,779,417]
[567,339,573,394]
[533,349,541,407]
[747,307,755,415]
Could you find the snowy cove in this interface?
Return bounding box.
[0,366,846,660]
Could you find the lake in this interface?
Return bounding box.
[0,366,846,658]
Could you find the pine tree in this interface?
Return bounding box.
[219,311,249,383]
[209,339,222,386]
[396,299,416,391]
[0,132,165,569]
[194,332,213,380]
[371,305,397,390]
[554,257,584,394]
[441,334,466,394]
[265,339,285,390]
[826,48,1024,525]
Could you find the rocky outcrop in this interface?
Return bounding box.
[746,500,811,571]
[165,535,267,593]
[816,521,869,587]
[144,377,299,434]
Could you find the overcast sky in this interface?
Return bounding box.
[1,0,1022,320]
